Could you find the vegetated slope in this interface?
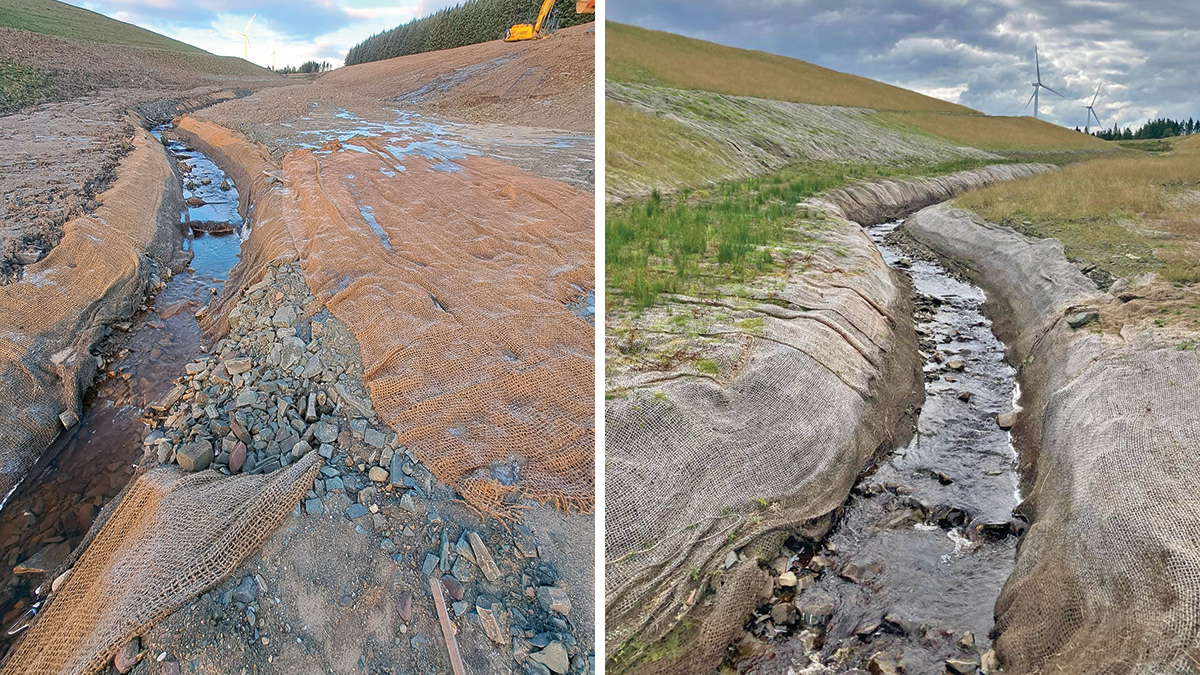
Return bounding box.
[0,0,204,53]
[607,21,971,113]
[345,0,593,66]
[876,110,1111,151]
[1175,133,1200,151]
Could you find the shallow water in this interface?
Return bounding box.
[737,219,1022,673]
[0,125,246,639]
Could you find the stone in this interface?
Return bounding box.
[946,655,981,674]
[397,590,413,622]
[770,602,794,625]
[794,592,835,627]
[946,359,965,371]
[115,637,140,673]
[177,439,213,471]
[59,410,79,429]
[232,576,258,603]
[467,531,502,582]
[529,641,569,674]
[422,553,439,576]
[14,542,70,575]
[839,562,879,584]
[980,648,1000,674]
[1067,310,1099,329]
[868,652,899,675]
[368,467,389,483]
[536,586,571,615]
[346,504,370,519]
[957,391,972,402]
[305,498,323,515]
[997,412,1018,430]
[363,427,385,449]
[442,575,464,601]
[777,571,798,587]
[272,305,297,328]
[235,390,258,408]
[313,421,339,444]
[476,595,506,645]
[959,631,975,649]
[225,357,252,375]
[399,492,416,513]
[291,440,313,459]
[229,441,247,473]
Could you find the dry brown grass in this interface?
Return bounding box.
[606,22,971,113]
[878,111,1112,151]
[958,151,1200,283]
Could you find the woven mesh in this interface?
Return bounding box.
[0,452,320,675]
[605,218,921,673]
[177,118,594,519]
[0,127,182,503]
[906,202,1200,674]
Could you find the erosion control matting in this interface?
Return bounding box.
[0,453,320,675]
[178,117,595,520]
[0,126,183,506]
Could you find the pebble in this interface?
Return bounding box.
[368,467,389,483]
[536,586,571,616]
[397,590,413,622]
[114,638,140,673]
[529,641,569,674]
[176,439,213,472]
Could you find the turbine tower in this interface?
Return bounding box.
[233,13,256,61]
[1022,45,1064,119]
[1084,83,1103,133]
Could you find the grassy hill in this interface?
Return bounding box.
[607,21,972,113]
[877,110,1110,151]
[0,0,207,53]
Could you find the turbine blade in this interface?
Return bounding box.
[1041,84,1065,98]
[1035,45,1041,82]
[1091,109,1102,126]
[1023,88,1037,112]
[245,13,256,32]
[1091,83,1101,106]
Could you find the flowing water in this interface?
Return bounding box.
[736,219,1023,673]
[0,124,246,641]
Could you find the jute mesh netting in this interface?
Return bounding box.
[178,118,595,518]
[0,453,320,675]
[0,127,182,505]
[907,203,1200,674]
[605,217,921,673]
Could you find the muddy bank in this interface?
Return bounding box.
[905,202,1200,674]
[0,126,187,509]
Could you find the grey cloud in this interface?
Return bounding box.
[610,0,1200,129]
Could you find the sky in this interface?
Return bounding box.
[65,0,462,70]
[609,0,1200,131]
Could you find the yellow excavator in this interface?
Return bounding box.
[504,0,559,42]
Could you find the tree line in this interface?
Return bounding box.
[1081,117,1200,141]
[344,0,592,66]
[272,61,333,75]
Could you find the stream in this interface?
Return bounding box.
[736,219,1023,674]
[0,124,245,642]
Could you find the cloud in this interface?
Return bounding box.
[609,0,1200,130]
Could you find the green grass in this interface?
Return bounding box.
[606,100,739,195]
[0,0,206,52]
[607,158,1007,310]
[606,21,972,113]
[0,56,47,111]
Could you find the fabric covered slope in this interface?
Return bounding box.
[0,453,321,675]
[905,203,1200,674]
[0,126,183,505]
[605,216,922,673]
[278,141,595,518]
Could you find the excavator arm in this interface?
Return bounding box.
[505,0,563,42]
[532,0,557,34]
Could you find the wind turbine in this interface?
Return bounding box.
[271,38,276,71]
[1022,45,1064,119]
[1083,83,1103,133]
[232,13,256,61]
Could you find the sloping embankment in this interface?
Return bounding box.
[0,126,184,504]
[605,164,1053,674]
[905,203,1200,674]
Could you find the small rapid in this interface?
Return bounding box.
[735,219,1024,674]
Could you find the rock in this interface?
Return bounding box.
[177,439,213,471]
[363,427,385,449]
[957,391,972,402]
[476,595,506,645]
[305,498,323,515]
[397,590,413,622]
[368,467,389,483]
[946,654,981,674]
[186,196,206,207]
[422,553,439,576]
[946,359,965,371]
[777,571,798,587]
[235,390,258,408]
[959,631,976,649]
[272,305,297,328]
[467,531,502,582]
[980,648,1000,674]
[868,652,899,675]
[997,412,1018,430]
[14,541,70,575]
[1067,310,1099,329]
[114,637,140,673]
[230,418,251,444]
[399,492,416,513]
[839,561,879,584]
[313,421,339,444]
[291,440,313,459]
[536,586,571,615]
[1109,278,1129,295]
[232,576,258,603]
[229,441,246,473]
[346,504,369,519]
[770,602,794,625]
[59,410,79,430]
[442,575,464,601]
[51,568,71,593]
[225,357,252,375]
[529,641,569,674]
[794,592,835,627]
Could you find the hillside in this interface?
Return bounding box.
[607,21,972,113]
[0,0,205,53]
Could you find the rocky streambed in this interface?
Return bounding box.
[731,219,1024,674]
